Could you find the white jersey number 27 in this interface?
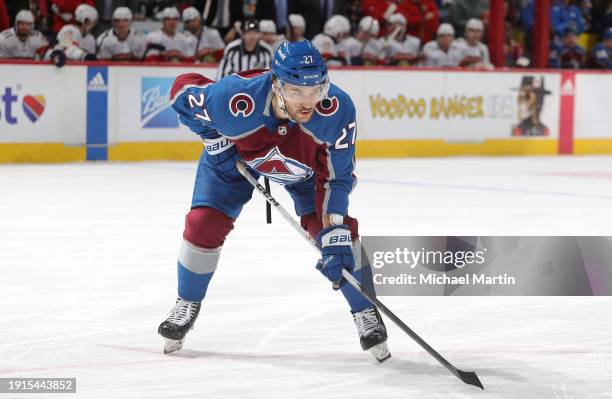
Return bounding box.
[335,122,356,150]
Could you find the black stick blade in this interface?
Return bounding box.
[457,370,484,390]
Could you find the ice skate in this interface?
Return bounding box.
[353,306,391,362]
[158,298,201,354]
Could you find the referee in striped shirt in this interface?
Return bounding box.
[216,20,273,79]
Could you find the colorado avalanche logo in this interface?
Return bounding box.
[229,93,255,117]
[247,147,314,185]
[315,96,339,117]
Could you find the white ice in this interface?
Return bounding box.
[1,156,612,399]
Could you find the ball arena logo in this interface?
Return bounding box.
[0,86,46,124]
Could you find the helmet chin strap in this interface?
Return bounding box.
[272,80,297,123]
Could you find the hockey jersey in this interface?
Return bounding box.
[386,35,421,64]
[53,24,95,60]
[182,27,225,59]
[591,43,611,69]
[0,28,48,59]
[343,36,386,65]
[454,38,491,68]
[170,70,357,216]
[96,28,147,60]
[421,40,462,67]
[145,29,190,61]
[312,34,348,66]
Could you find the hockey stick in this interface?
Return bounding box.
[236,159,484,390]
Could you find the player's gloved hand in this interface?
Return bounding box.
[50,49,67,68]
[316,225,354,290]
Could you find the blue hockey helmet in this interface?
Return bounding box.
[272,40,328,87]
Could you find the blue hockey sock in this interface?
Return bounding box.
[177,261,214,302]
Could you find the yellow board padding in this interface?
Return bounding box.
[573,139,612,155]
[355,139,558,158]
[4,139,612,164]
[0,143,85,163]
[105,139,558,161]
[107,141,204,161]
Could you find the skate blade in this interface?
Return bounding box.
[369,342,391,363]
[163,338,185,354]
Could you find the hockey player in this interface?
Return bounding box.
[0,10,48,59]
[181,7,225,63]
[312,15,350,66]
[590,28,611,69]
[158,40,390,362]
[51,4,98,62]
[455,18,492,69]
[144,7,189,62]
[421,23,462,67]
[259,20,284,52]
[342,16,385,65]
[287,14,306,42]
[96,7,146,61]
[384,13,422,66]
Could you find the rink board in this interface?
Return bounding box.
[0,62,610,162]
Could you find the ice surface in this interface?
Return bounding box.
[1,157,611,398]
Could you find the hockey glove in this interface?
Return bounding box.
[316,225,354,290]
[50,49,67,68]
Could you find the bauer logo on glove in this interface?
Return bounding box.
[316,225,355,289]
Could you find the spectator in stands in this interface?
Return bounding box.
[520,0,535,58]
[286,13,306,42]
[96,6,146,61]
[590,0,611,37]
[255,0,289,32]
[578,0,593,31]
[448,0,489,36]
[549,27,586,68]
[0,10,49,59]
[259,19,283,51]
[551,0,586,40]
[181,6,225,63]
[404,0,439,44]
[49,3,98,64]
[385,13,422,66]
[312,14,350,66]
[504,22,528,67]
[203,0,244,42]
[0,10,48,59]
[290,0,348,39]
[455,18,492,68]
[51,0,95,34]
[590,27,611,69]
[421,22,462,67]
[362,0,402,29]
[217,19,272,79]
[343,15,385,65]
[144,7,189,62]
